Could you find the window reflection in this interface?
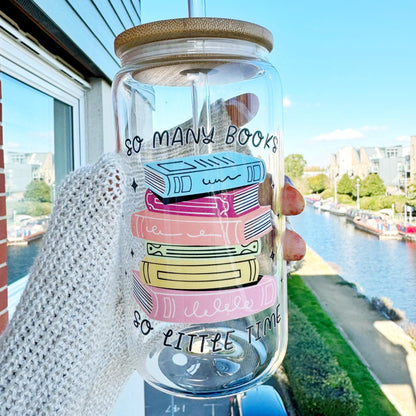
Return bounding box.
[1,73,73,284]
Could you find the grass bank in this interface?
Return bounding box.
[287,274,400,416]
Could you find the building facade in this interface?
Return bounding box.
[411,135,416,182]
[0,0,141,333]
[330,144,412,193]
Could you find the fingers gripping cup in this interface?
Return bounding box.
[113,18,286,398]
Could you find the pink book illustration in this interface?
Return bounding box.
[132,271,277,324]
[131,205,272,246]
[144,184,259,217]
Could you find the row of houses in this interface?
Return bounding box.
[5,151,54,201]
[328,136,416,193]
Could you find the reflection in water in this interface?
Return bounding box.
[291,206,416,323]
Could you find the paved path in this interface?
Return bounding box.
[295,247,416,416]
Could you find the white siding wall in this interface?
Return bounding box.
[13,0,141,80]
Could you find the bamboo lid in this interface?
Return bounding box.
[115,17,273,57]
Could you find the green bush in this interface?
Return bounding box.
[360,174,386,197]
[337,174,353,195]
[359,197,379,211]
[285,154,307,178]
[8,201,51,217]
[359,195,406,212]
[309,190,353,204]
[308,174,329,194]
[27,202,51,216]
[24,179,52,202]
[293,177,312,195]
[370,296,406,321]
[337,194,354,204]
[283,302,361,416]
[320,189,334,200]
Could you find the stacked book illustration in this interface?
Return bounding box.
[131,151,277,324]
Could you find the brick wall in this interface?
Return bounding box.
[0,74,8,334]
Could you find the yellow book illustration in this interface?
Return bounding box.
[140,256,259,290]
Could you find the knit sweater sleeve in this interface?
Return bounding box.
[0,154,134,416]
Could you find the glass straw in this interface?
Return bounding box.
[188,0,206,17]
[187,0,211,150]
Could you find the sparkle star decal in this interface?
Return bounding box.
[270,251,275,260]
[131,178,138,192]
[131,249,135,257]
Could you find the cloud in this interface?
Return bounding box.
[359,125,387,132]
[29,130,54,140]
[312,128,364,142]
[283,97,292,108]
[4,142,21,150]
[311,125,389,142]
[395,135,411,142]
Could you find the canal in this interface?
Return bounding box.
[7,239,42,286]
[291,205,416,323]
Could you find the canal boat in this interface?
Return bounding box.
[7,226,46,246]
[7,215,48,246]
[329,204,347,216]
[319,201,333,212]
[313,200,322,209]
[397,223,416,241]
[305,195,321,205]
[345,208,360,224]
[353,216,401,240]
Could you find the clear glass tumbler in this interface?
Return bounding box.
[113,17,286,398]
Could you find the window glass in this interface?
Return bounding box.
[1,73,74,284]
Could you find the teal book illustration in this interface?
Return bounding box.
[143,151,266,198]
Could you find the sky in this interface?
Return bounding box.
[141,0,416,167]
[1,73,54,154]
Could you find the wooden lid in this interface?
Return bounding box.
[115,18,273,57]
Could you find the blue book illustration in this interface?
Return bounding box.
[143,151,266,198]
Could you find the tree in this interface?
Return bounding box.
[360,173,386,197]
[24,180,51,203]
[337,173,353,195]
[285,154,307,178]
[408,179,416,199]
[308,173,329,194]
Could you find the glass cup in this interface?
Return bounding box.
[113,17,286,398]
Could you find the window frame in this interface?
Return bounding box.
[0,16,90,169]
[0,16,90,287]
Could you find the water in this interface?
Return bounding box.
[7,239,41,285]
[291,205,416,323]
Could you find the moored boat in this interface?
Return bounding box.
[397,223,416,241]
[313,200,322,209]
[353,216,400,240]
[319,201,333,212]
[345,208,360,223]
[7,215,48,246]
[305,195,321,205]
[329,204,347,216]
